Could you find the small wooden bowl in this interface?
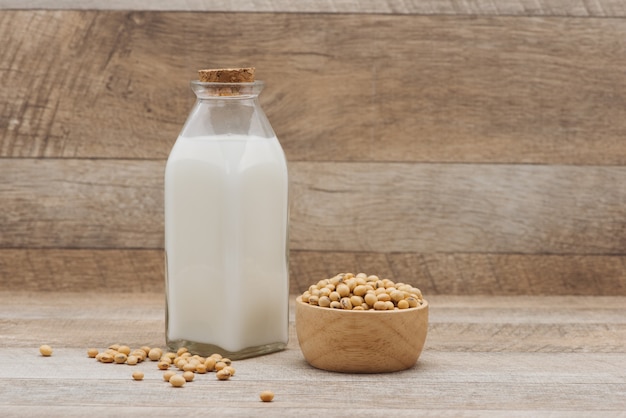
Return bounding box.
[295,296,428,373]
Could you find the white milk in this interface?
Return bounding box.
[164,134,289,358]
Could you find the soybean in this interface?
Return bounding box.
[260,391,275,402]
[114,353,128,364]
[39,345,53,357]
[364,293,378,307]
[336,283,350,298]
[204,357,217,371]
[340,298,353,310]
[131,350,147,362]
[318,296,331,308]
[373,301,388,311]
[350,295,364,307]
[118,345,131,355]
[353,285,368,297]
[183,362,197,372]
[148,348,162,361]
[100,353,114,363]
[169,374,186,387]
[163,370,176,382]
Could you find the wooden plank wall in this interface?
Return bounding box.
[1,1,626,295]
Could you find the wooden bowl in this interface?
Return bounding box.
[295,296,428,373]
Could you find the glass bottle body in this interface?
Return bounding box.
[164,81,289,359]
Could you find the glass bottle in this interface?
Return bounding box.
[164,69,289,359]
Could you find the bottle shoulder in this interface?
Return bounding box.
[166,135,287,167]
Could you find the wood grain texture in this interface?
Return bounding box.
[3,0,626,17]
[291,252,626,296]
[295,298,428,372]
[2,249,626,296]
[2,9,626,298]
[0,159,164,249]
[2,292,625,351]
[2,11,626,164]
[290,162,626,253]
[2,159,625,255]
[0,292,625,415]
[0,249,165,292]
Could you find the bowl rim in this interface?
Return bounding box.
[295,295,428,313]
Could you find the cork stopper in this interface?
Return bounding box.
[198,67,255,83]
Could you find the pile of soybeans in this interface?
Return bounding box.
[89,345,235,386]
[300,272,424,311]
[39,344,274,401]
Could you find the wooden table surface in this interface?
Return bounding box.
[1,292,625,417]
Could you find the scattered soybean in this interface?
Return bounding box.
[39,345,53,357]
[89,344,239,388]
[169,374,186,387]
[216,369,231,380]
[260,391,274,402]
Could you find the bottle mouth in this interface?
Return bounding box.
[190,80,264,98]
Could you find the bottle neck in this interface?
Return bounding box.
[180,81,274,138]
[190,81,264,99]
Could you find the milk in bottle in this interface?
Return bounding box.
[164,68,288,359]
